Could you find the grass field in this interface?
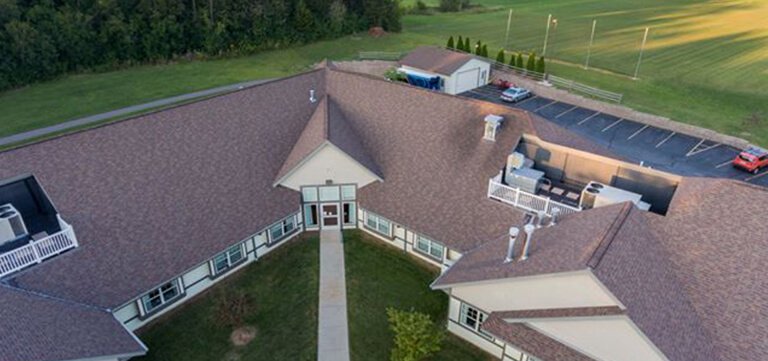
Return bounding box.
[344,230,493,361]
[1,0,766,144]
[134,237,319,361]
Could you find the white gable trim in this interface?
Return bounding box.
[275,141,381,190]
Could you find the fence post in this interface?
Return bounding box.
[514,187,521,205]
[31,243,42,263]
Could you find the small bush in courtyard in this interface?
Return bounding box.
[214,290,250,328]
[447,36,455,49]
[496,49,505,64]
[387,307,444,361]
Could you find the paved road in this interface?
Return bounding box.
[463,85,768,187]
[0,78,271,148]
[318,230,350,361]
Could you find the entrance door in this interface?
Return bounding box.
[321,203,340,228]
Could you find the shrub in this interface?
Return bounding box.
[526,51,537,71]
[387,307,444,361]
[214,291,250,328]
[474,40,482,55]
[496,49,505,64]
[481,44,489,57]
[464,37,470,53]
[438,0,469,12]
[536,55,546,74]
[516,53,524,68]
[385,67,407,82]
[416,0,428,11]
[446,36,454,49]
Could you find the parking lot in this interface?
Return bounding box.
[463,85,768,187]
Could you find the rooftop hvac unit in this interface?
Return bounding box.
[579,182,649,210]
[0,204,28,245]
[507,167,545,194]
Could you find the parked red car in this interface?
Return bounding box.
[493,79,515,90]
[733,146,768,174]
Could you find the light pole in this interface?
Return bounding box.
[542,15,557,56]
[584,19,597,69]
[504,9,514,50]
[633,27,650,80]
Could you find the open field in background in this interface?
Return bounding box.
[1,0,766,144]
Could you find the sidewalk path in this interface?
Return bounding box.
[0,78,271,147]
[318,229,350,361]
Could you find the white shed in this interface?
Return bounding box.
[398,46,491,95]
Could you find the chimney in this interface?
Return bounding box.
[520,223,535,261]
[310,89,317,103]
[483,114,504,141]
[503,227,520,263]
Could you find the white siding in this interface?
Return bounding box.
[529,317,668,361]
[400,58,491,95]
[447,297,504,358]
[451,271,620,312]
[279,144,379,191]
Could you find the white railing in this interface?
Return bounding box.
[487,178,581,217]
[0,225,78,278]
[548,75,624,103]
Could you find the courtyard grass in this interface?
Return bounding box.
[133,236,319,361]
[1,0,766,144]
[344,230,494,361]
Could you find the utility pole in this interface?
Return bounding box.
[542,14,552,55]
[633,27,650,80]
[584,19,597,69]
[504,9,514,50]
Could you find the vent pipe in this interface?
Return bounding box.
[503,227,520,264]
[310,89,317,103]
[520,224,535,261]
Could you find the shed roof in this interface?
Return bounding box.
[399,46,482,76]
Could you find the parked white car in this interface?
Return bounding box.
[500,87,533,103]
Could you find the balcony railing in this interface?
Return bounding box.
[0,224,78,278]
[487,178,581,217]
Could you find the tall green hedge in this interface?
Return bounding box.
[0,0,401,90]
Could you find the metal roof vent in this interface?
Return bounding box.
[310,89,317,103]
[503,227,520,264]
[520,223,536,261]
[483,114,504,141]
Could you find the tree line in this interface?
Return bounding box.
[0,0,401,90]
[447,35,546,74]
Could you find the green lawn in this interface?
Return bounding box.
[134,236,319,361]
[1,0,766,143]
[344,230,493,361]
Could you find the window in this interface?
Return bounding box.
[304,204,318,227]
[415,235,445,261]
[141,279,182,315]
[343,202,356,225]
[365,211,391,237]
[341,185,356,200]
[319,186,340,201]
[269,215,298,244]
[302,187,318,202]
[212,244,245,275]
[459,303,491,338]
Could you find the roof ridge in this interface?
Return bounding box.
[323,95,330,139]
[0,282,109,312]
[586,202,633,269]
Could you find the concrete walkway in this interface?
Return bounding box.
[0,78,271,147]
[318,229,350,361]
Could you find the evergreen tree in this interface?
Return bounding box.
[496,49,505,64]
[474,40,482,55]
[456,35,463,51]
[536,56,546,74]
[508,52,516,66]
[293,0,315,42]
[481,44,488,57]
[516,53,524,68]
[526,51,536,71]
[447,35,454,49]
[463,37,470,52]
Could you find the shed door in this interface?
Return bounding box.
[455,68,480,94]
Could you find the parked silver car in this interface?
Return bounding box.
[500,87,532,103]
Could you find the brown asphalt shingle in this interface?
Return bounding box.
[398,46,478,76]
[0,285,145,361]
[0,69,326,308]
[495,306,624,320]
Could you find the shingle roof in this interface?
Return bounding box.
[0,69,326,308]
[0,285,145,361]
[398,46,479,76]
[646,178,768,361]
[274,95,383,185]
[494,306,624,321]
[482,312,596,361]
[432,203,633,287]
